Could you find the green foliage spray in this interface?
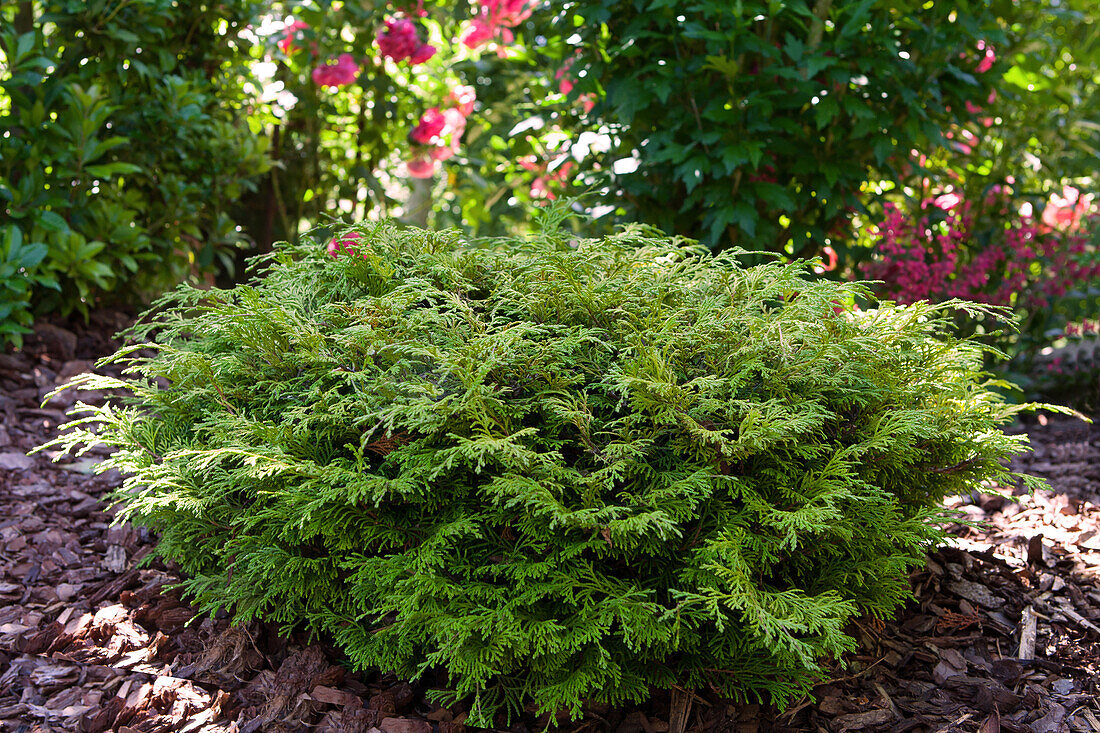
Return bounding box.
[48,214,1045,722]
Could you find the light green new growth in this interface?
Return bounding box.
[47,212,1046,723]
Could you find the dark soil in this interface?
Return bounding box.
[1,317,1098,733]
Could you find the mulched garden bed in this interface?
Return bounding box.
[1,317,1098,733]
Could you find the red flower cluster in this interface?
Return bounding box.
[862,188,1099,313]
[405,87,476,178]
[377,18,436,64]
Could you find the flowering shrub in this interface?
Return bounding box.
[860,184,1100,403]
[861,189,1099,309]
[232,0,552,247]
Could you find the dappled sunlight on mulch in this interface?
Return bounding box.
[1,319,1098,732]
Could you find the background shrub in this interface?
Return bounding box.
[556,0,1004,253]
[851,0,1100,405]
[0,0,270,345]
[52,216,1043,721]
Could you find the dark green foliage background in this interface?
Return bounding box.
[0,0,269,345]
[53,218,1040,721]
[561,0,1005,254]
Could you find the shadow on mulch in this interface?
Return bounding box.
[1,317,1098,732]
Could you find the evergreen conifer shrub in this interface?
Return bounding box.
[50,215,1043,722]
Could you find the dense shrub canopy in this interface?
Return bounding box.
[53,217,1042,722]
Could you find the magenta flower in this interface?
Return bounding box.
[378,18,420,61]
[409,43,437,64]
[975,41,996,73]
[378,18,435,64]
[312,54,360,87]
[328,231,366,258]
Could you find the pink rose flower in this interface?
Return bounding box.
[486,0,535,28]
[1041,186,1089,232]
[411,107,466,163]
[312,54,360,87]
[410,107,447,145]
[530,176,552,199]
[813,246,839,274]
[555,57,577,95]
[460,19,495,49]
[410,107,466,153]
[378,18,421,62]
[442,107,467,134]
[460,0,535,49]
[934,192,962,210]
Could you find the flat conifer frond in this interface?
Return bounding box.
[45,214,1047,724]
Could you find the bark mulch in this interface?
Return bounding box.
[1,318,1098,733]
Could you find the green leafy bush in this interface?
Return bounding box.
[0,0,269,346]
[559,0,1005,253]
[51,216,1042,721]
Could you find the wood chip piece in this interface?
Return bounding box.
[104,545,127,573]
[669,687,693,733]
[0,452,33,471]
[833,709,894,731]
[946,578,1003,609]
[380,719,431,733]
[1018,606,1037,660]
[311,685,360,707]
